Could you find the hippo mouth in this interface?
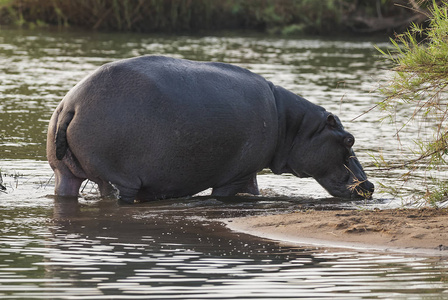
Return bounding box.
[315,177,374,200]
[348,179,375,199]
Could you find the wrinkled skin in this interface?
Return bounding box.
[47,56,374,203]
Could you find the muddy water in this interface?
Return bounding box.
[1,196,448,299]
[1,28,448,298]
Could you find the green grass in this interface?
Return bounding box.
[0,0,421,35]
[375,1,448,206]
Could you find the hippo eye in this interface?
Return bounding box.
[344,136,355,148]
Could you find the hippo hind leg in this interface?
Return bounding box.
[212,173,260,197]
[54,167,84,197]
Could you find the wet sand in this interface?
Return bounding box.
[225,208,448,256]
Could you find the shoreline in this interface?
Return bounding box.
[223,208,448,257]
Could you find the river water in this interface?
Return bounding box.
[0,27,447,298]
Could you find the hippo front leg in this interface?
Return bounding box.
[212,173,260,196]
[97,180,117,198]
[111,183,140,204]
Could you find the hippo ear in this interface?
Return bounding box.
[326,114,337,128]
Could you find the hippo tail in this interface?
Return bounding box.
[55,110,75,160]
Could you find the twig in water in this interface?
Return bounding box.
[44,174,54,190]
[81,180,90,193]
[0,171,6,193]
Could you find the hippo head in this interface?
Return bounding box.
[286,113,374,199]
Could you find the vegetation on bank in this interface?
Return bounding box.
[0,0,432,35]
[375,1,448,205]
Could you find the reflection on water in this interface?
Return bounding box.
[1,28,448,298]
[0,197,447,299]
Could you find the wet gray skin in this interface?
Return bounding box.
[47,56,374,203]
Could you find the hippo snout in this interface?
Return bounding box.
[351,180,375,199]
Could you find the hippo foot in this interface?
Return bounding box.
[212,174,260,197]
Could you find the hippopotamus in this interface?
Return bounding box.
[47,55,374,203]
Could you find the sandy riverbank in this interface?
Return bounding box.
[224,208,448,256]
